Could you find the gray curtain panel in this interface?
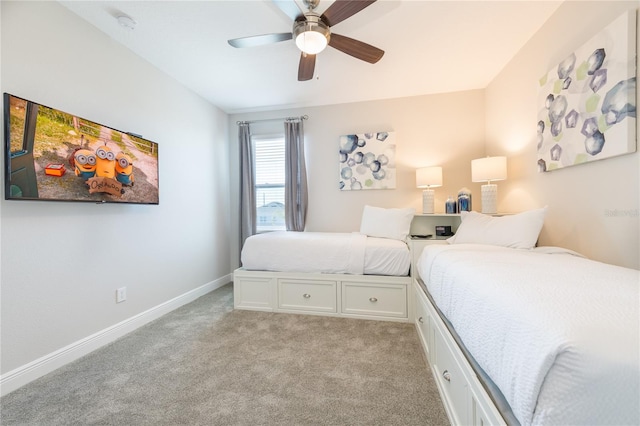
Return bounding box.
[284,120,308,231]
[239,122,256,246]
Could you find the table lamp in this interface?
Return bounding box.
[471,156,507,214]
[416,166,443,214]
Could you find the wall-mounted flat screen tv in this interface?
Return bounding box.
[4,93,159,204]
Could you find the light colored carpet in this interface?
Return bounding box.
[1,283,449,425]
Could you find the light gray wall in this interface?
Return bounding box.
[485,1,639,269]
[229,90,487,268]
[1,1,231,374]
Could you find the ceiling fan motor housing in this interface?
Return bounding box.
[302,0,321,11]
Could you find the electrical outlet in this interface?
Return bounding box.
[116,287,127,303]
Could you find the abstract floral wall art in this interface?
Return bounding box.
[536,10,637,172]
[339,131,396,190]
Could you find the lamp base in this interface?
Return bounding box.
[481,184,498,214]
[422,189,435,214]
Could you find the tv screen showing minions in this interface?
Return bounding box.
[4,93,159,205]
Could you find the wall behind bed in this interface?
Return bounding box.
[229,90,486,267]
[485,1,639,269]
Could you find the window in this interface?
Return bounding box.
[253,135,285,232]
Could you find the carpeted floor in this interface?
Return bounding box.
[1,283,449,425]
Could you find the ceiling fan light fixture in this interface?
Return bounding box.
[293,19,329,55]
[228,0,384,81]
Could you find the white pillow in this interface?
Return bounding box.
[360,205,415,241]
[447,207,547,249]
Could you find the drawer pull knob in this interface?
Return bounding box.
[303,293,311,299]
[443,370,451,382]
[418,316,424,323]
[369,297,378,303]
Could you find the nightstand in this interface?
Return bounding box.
[411,213,461,236]
[409,213,460,280]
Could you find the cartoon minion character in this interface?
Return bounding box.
[73,149,97,180]
[95,145,116,178]
[115,152,135,186]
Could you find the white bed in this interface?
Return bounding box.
[416,243,640,425]
[241,231,411,276]
[234,206,416,321]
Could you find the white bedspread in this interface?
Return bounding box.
[241,231,410,276]
[417,244,640,426]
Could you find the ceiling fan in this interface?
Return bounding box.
[227,0,384,81]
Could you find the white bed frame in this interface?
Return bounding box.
[413,280,508,425]
[233,268,412,322]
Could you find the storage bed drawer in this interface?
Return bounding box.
[341,282,407,318]
[278,279,337,313]
[414,285,431,362]
[433,318,468,425]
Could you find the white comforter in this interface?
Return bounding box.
[417,244,640,426]
[241,231,410,276]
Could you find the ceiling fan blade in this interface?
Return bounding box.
[328,33,384,63]
[298,53,316,81]
[321,0,376,27]
[273,0,304,22]
[228,33,293,48]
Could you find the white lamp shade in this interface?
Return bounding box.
[416,166,443,188]
[471,156,507,183]
[295,29,328,54]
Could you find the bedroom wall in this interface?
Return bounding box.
[1,1,231,378]
[485,1,640,269]
[229,90,486,267]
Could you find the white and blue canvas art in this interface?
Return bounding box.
[536,10,637,172]
[339,131,396,190]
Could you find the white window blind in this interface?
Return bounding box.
[253,135,285,232]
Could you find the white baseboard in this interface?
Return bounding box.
[0,275,232,397]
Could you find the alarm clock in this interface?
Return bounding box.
[435,225,453,237]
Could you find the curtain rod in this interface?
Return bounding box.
[236,115,308,125]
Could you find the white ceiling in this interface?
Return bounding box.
[59,0,563,114]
